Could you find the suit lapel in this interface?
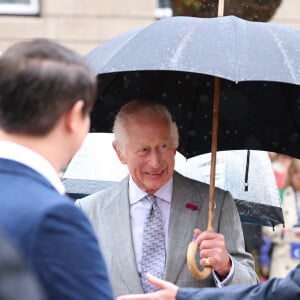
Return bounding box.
[104,177,143,293]
[104,173,210,289]
[165,172,208,283]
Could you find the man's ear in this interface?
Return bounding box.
[65,100,85,133]
[113,141,127,164]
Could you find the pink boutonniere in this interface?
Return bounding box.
[185,203,199,211]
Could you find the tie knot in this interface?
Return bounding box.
[145,194,156,205]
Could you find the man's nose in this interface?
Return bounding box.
[147,148,162,167]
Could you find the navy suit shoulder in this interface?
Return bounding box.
[0,159,113,300]
[177,264,300,300]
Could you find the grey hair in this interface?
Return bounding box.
[113,99,179,153]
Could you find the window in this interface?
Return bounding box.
[0,0,40,16]
[155,0,173,19]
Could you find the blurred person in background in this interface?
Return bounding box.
[262,158,300,279]
[269,152,292,198]
[259,153,293,281]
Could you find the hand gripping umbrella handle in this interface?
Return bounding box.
[187,241,211,279]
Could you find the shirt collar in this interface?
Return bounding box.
[129,175,173,205]
[0,141,65,195]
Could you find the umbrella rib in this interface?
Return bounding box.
[87,27,143,74]
[270,29,298,83]
[169,21,199,68]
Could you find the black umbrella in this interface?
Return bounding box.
[85,15,300,278]
[86,15,299,209]
[87,16,300,158]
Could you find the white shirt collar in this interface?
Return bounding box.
[129,175,173,204]
[0,141,65,195]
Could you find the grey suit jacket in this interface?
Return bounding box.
[76,172,258,297]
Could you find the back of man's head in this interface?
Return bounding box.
[0,38,96,135]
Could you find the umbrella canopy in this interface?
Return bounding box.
[86,15,300,159]
[63,133,283,227]
[176,150,283,227]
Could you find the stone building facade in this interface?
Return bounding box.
[0,0,299,56]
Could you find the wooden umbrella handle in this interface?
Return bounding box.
[187,241,211,279]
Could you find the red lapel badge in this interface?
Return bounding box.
[185,203,199,211]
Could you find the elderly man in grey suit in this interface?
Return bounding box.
[76,99,258,297]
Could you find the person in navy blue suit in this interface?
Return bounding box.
[117,266,300,300]
[0,39,113,300]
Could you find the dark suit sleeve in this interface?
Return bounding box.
[177,265,300,300]
[0,231,45,300]
[29,203,113,300]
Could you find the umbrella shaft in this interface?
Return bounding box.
[218,0,224,17]
[208,76,221,231]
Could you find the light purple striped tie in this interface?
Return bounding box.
[141,195,166,293]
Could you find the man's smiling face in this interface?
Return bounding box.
[116,115,176,194]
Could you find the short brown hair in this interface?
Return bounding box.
[0,38,96,135]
